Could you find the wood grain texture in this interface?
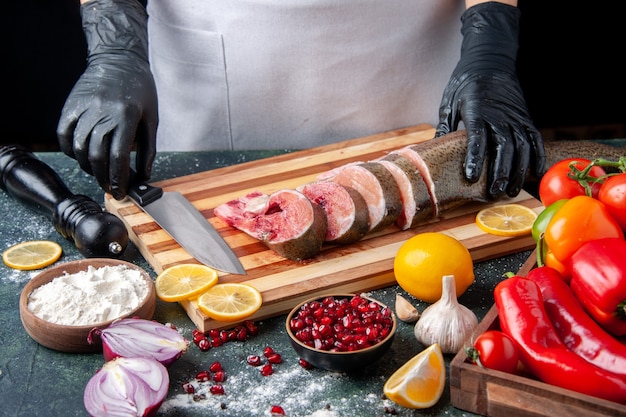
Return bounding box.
[105,125,541,331]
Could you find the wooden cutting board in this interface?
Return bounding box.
[105,124,543,331]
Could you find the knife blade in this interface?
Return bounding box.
[128,177,246,275]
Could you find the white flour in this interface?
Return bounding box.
[27,265,149,326]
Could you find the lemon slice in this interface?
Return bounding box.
[475,203,538,237]
[383,343,445,409]
[197,283,262,322]
[155,264,219,302]
[2,240,63,270]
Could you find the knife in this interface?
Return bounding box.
[127,174,246,275]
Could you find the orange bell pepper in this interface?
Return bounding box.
[543,195,624,265]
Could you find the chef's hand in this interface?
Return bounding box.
[57,0,157,200]
[435,2,546,199]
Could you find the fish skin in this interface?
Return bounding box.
[266,197,327,261]
[332,162,403,233]
[378,153,432,230]
[298,181,370,245]
[397,130,626,217]
[543,138,626,170]
[216,130,625,260]
[214,189,327,261]
[398,130,491,217]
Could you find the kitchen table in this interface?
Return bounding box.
[0,150,534,417]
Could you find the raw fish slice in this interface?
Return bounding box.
[331,162,402,233]
[213,191,269,220]
[393,131,490,216]
[298,181,370,245]
[214,190,327,261]
[215,130,626,260]
[378,153,432,230]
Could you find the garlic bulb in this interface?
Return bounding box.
[395,293,419,323]
[414,274,478,354]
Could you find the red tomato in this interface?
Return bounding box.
[467,330,520,374]
[598,173,626,232]
[539,158,606,207]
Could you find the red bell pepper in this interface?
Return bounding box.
[527,266,626,376]
[494,275,626,404]
[543,195,624,265]
[569,237,626,337]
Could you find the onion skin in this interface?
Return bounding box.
[83,357,169,417]
[88,318,189,367]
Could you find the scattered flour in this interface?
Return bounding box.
[27,265,149,326]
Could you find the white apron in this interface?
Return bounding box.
[147,0,464,151]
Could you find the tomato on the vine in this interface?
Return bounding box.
[466,330,520,374]
[539,158,606,207]
[598,173,626,232]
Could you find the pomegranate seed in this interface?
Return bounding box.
[317,324,332,338]
[227,330,237,341]
[195,370,211,382]
[263,346,275,357]
[320,316,333,326]
[296,328,312,342]
[266,353,282,364]
[270,405,286,415]
[290,318,305,331]
[198,338,211,351]
[209,361,223,373]
[288,294,393,353]
[209,384,225,395]
[246,354,262,366]
[260,363,273,376]
[210,337,223,347]
[366,326,379,341]
[298,358,314,369]
[219,330,229,343]
[244,320,259,335]
[193,333,207,345]
[182,382,195,394]
[212,370,226,383]
[236,327,248,341]
[208,329,220,339]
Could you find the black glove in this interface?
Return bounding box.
[57,0,157,200]
[435,2,546,199]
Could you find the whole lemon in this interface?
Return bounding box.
[393,232,474,303]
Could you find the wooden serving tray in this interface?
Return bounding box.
[105,124,542,331]
[450,253,626,417]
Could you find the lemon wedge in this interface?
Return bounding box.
[383,343,445,409]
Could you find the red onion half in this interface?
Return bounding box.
[88,318,189,367]
[84,356,169,417]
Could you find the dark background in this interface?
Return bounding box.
[3,1,625,151]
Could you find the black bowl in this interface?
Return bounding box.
[285,293,396,372]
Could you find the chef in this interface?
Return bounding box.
[57,0,545,201]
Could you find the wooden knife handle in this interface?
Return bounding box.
[0,145,129,258]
